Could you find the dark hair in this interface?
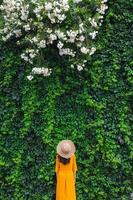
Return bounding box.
[58,154,70,165]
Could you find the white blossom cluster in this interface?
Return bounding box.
[0,0,29,41]
[27,67,52,80]
[0,0,109,79]
[44,0,70,24]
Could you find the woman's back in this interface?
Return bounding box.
[55,140,77,200]
[55,154,77,173]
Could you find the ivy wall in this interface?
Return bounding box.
[0,0,133,199]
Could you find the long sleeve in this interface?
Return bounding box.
[55,155,60,174]
[72,154,78,173]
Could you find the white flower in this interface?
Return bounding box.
[77,64,83,71]
[49,33,57,41]
[32,67,52,76]
[23,24,30,31]
[38,40,46,48]
[57,14,66,22]
[32,67,41,74]
[20,53,29,61]
[32,37,38,43]
[89,47,96,55]
[14,29,22,37]
[59,48,76,57]
[42,68,52,77]
[70,64,74,68]
[27,75,34,80]
[3,27,8,33]
[67,30,78,43]
[33,6,43,15]
[89,18,97,27]
[47,28,52,34]
[79,23,85,33]
[74,0,82,3]
[17,41,20,45]
[0,5,4,10]
[57,41,64,49]
[78,35,85,42]
[83,60,87,63]
[89,31,98,39]
[76,43,82,47]
[55,30,67,40]
[96,4,108,15]
[80,47,89,54]
[54,7,61,14]
[45,2,52,11]
[29,52,36,59]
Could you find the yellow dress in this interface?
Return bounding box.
[55,154,78,200]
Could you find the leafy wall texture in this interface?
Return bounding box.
[0,0,133,199]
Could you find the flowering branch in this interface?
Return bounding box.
[0,0,109,80]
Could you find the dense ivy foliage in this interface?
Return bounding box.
[0,0,133,199]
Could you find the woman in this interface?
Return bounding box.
[55,140,78,200]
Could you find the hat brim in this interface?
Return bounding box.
[57,140,75,159]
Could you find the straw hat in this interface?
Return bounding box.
[57,140,75,159]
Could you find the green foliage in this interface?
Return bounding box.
[0,0,133,199]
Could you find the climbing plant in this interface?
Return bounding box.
[0,0,133,200]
